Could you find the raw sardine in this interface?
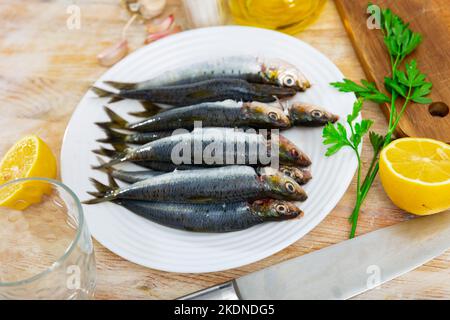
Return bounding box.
[97,100,291,133]
[92,78,296,107]
[103,56,310,92]
[98,164,311,185]
[115,199,303,232]
[84,165,308,204]
[94,128,311,168]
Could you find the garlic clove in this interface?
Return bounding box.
[147,14,174,33]
[144,25,181,44]
[97,39,129,67]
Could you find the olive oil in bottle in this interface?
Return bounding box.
[228,0,326,34]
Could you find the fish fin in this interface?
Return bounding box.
[129,101,162,118]
[86,191,103,197]
[128,110,156,118]
[109,142,129,152]
[92,157,114,174]
[96,127,128,144]
[91,86,114,98]
[141,101,161,112]
[93,146,118,158]
[108,96,124,104]
[83,178,118,204]
[104,106,129,128]
[91,147,127,168]
[95,121,122,130]
[107,170,120,189]
[104,80,137,91]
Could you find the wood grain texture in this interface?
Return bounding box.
[0,0,448,300]
[335,0,450,142]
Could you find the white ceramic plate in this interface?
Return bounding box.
[61,26,357,273]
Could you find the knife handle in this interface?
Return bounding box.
[178,281,241,300]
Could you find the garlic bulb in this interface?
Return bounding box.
[139,0,167,19]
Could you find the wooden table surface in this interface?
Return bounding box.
[0,0,448,300]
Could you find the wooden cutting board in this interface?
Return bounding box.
[335,0,450,143]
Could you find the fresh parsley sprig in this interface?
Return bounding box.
[323,6,432,238]
[323,98,372,156]
[323,99,373,233]
[381,8,422,64]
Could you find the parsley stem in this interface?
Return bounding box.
[349,148,363,238]
[349,195,363,238]
[362,147,381,188]
[385,87,412,143]
[349,89,413,238]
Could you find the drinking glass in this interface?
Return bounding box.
[0,178,96,299]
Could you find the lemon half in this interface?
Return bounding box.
[379,137,450,215]
[0,135,57,210]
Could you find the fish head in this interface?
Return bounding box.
[251,199,303,221]
[289,103,339,126]
[242,102,291,128]
[273,134,311,167]
[260,169,307,201]
[279,165,312,185]
[262,59,310,91]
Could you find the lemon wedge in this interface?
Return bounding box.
[0,135,57,210]
[379,137,450,215]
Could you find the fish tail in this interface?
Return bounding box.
[96,127,128,144]
[97,106,129,129]
[83,178,118,204]
[106,169,120,189]
[91,86,115,98]
[104,106,128,127]
[104,80,137,91]
[129,101,162,118]
[92,147,127,168]
[92,157,114,175]
[110,142,129,152]
[93,146,118,158]
[108,96,124,104]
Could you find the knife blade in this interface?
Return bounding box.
[179,211,450,300]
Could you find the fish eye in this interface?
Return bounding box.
[282,168,293,177]
[276,204,287,213]
[283,76,295,86]
[290,148,299,157]
[268,112,279,121]
[311,110,323,118]
[285,182,295,193]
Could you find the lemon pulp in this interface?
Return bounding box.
[379,138,450,215]
[0,135,57,210]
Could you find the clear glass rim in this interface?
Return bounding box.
[0,177,84,287]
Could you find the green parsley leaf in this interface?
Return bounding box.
[352,119,373,147]
[322,122,350,156]
[369,131,384,153]
[411,82,432,104]
[331,79,390,103]
[347,98,363,123]
[381,8,422,60]
[323,99,371,157]
[384,76,407,97]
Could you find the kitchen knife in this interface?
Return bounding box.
[179,211,450,300]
